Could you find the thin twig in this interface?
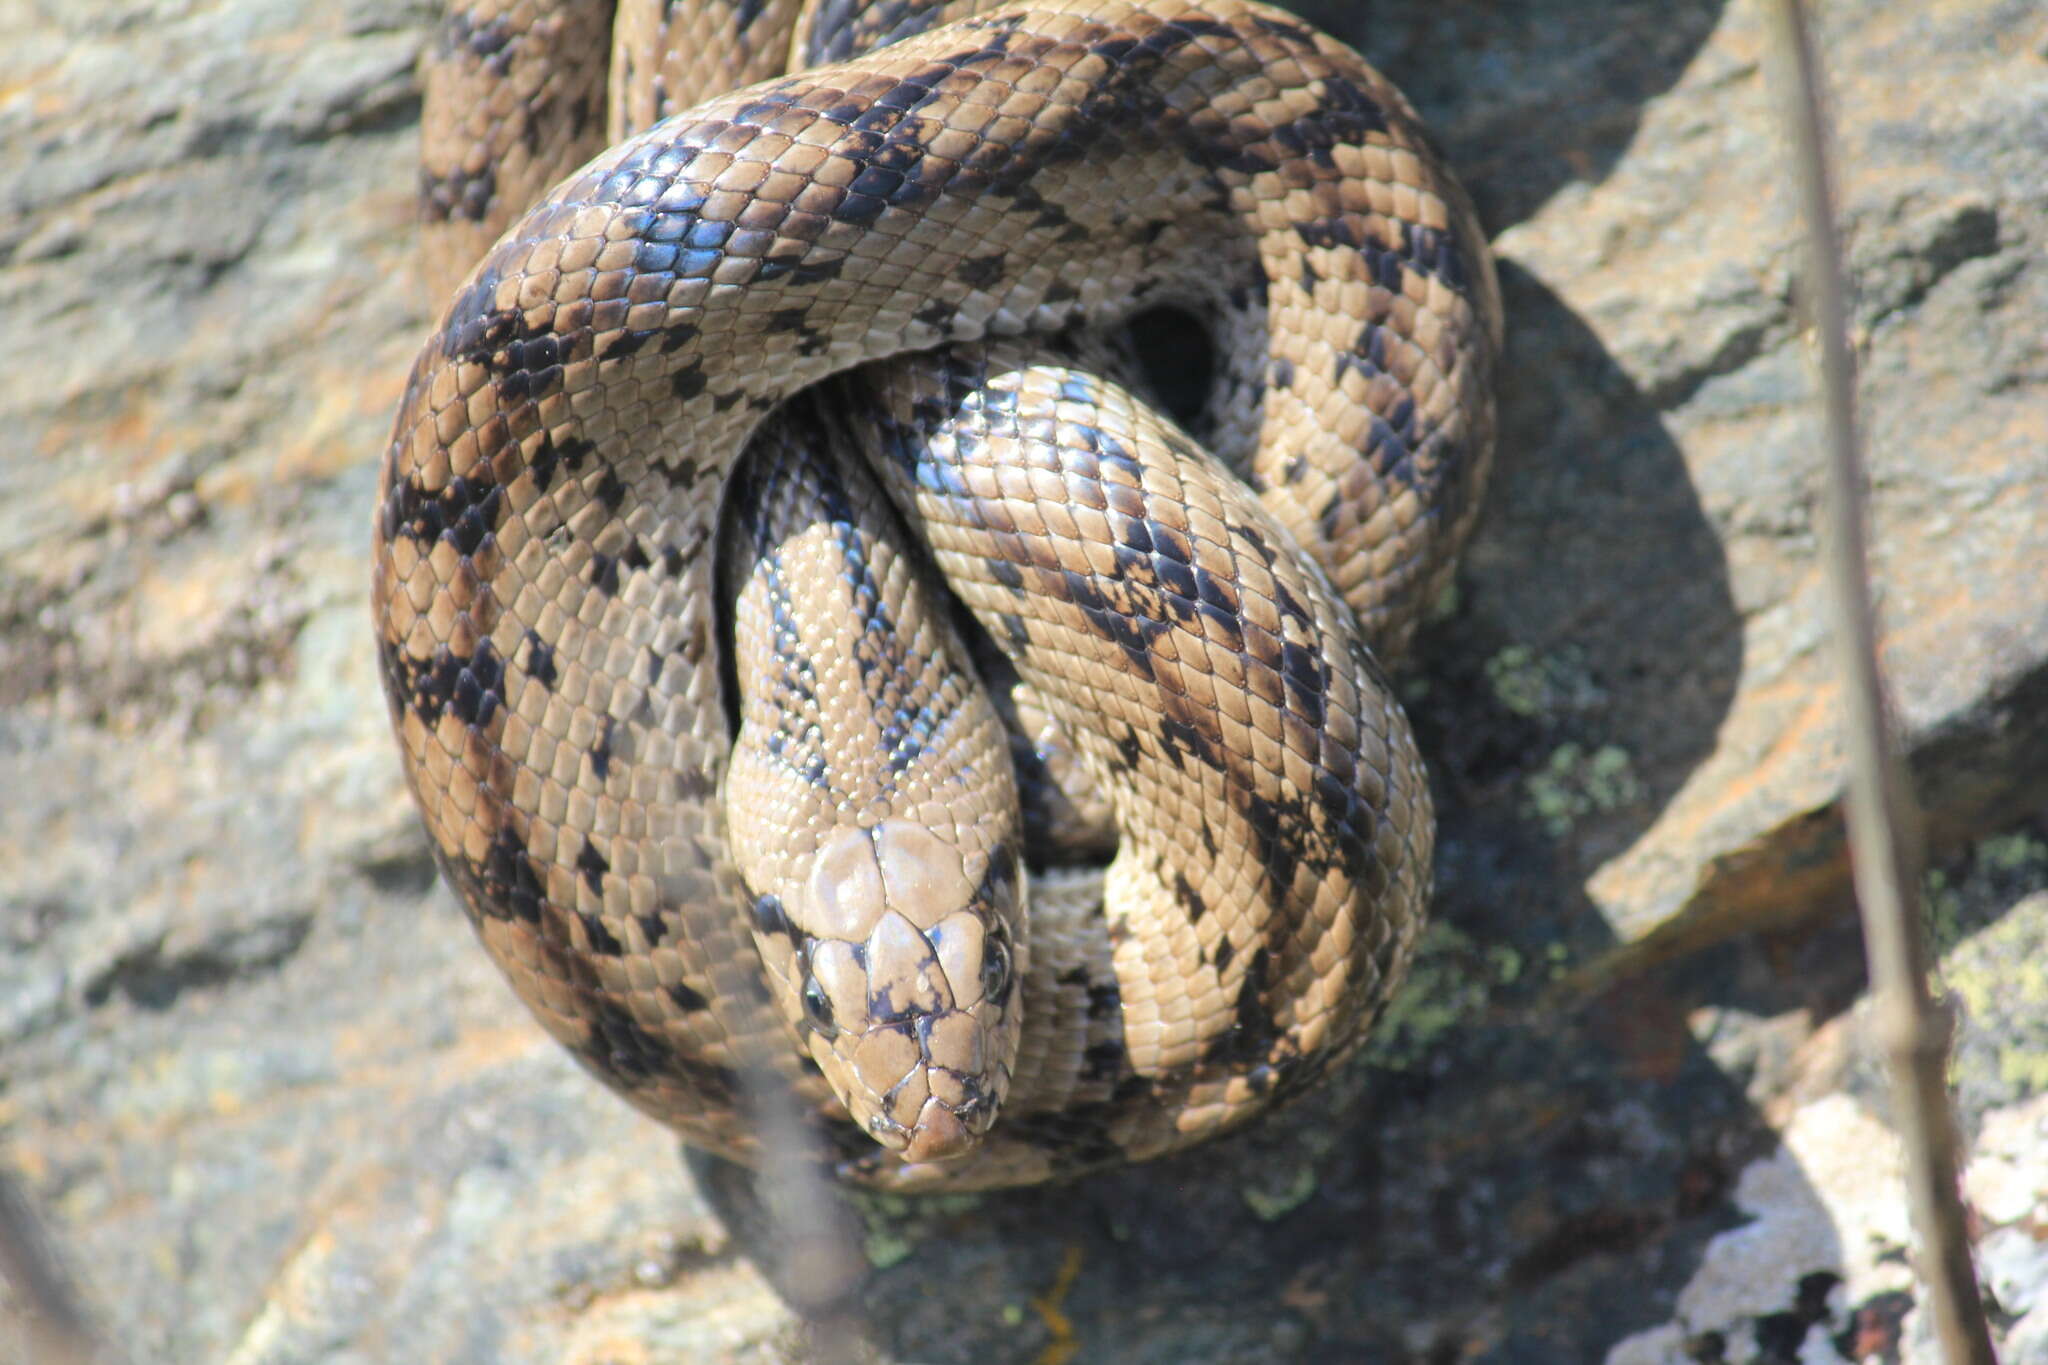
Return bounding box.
[0,1169,103,1365]
[1764,3,1997,1360]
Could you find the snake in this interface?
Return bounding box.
[377,0,1501,1191]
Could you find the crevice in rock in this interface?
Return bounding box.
[81,913,314,1011]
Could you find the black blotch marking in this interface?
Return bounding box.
[667,979,710,1012]
[957,251,1007,288]
[911,296,954,330]
[1280,639,1328,728]
[442,10,513,66]
[588,552,620,596]
[1194,566,1239,618]
[1354,320,1391,372]
[1250,13,1318,46]
[388,638,506,727]
[440,276,528,360]
[1245,790,1306,906]
[1402,220,1468,290]
[419,164,495,225]
[580,911,624,956]
[1157,713,1224,773]
[1201,947,1277,1069]
[384,470,503,559]
[607,318,697,363]
[1312,73,1388,139]
[521,633,556,690]
[973,844,1019,911]
[755,253,845,285]
[527,433,593,494]
[1172,871,1208,925]
[440,272,569,397]
[603,327,654,360]
[478,825,545,924]
[1061,569,1166,682]
[670,361,707,400]
[575,836,610,894]
[1081,1040,1125,1082]
[750,893,802,944]
[1295,217,1363,253]
[580,999,738,1099]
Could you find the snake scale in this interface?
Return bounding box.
[377,0,1501,1190]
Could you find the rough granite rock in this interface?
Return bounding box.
[1,0,2044,1361]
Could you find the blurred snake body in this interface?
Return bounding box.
[377,0,1501,1189]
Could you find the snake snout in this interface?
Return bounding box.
[862,1022,1004,1163]
[789,824,1023,1160]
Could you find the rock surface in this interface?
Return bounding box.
[2,0,2045,1361]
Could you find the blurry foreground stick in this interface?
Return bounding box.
[1767,2,1997,1360]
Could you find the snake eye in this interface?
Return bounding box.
[801,976,837,1038]
[980,925,1013,1006]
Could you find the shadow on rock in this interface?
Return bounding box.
[1301,0,1733,231]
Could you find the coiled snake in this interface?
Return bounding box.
[376,0,1501,1190]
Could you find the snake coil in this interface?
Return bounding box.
[378,0,1500,1189]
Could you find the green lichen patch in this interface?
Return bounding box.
[1239,1160,1320,1221]
[848,1189,984,1269]
[1941,889,2048,1117]
[1523,742,1643,836]
[1481,643,1602,720]
[1923,828,2048,955]
[1365,922,1550,1070]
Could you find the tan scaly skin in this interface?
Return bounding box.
[385,0,1502,1190]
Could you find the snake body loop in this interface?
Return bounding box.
[380,0,1500,1189]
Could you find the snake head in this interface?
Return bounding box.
[750,818,1025,1165]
